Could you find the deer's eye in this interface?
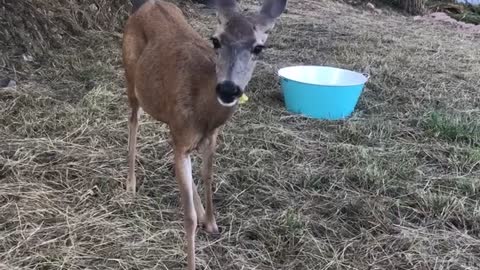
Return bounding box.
[252,45,265,55]
[210,37,221,49]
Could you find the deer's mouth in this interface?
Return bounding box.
[216,81,242,107]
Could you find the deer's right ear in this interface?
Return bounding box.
[215,0,237,23]
[260,0,287,19]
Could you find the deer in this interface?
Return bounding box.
[122,0,287,268]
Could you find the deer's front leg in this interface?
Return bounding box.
[200,130,219,236]
[174,149,197,270]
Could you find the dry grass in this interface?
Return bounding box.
[1,0,480,269]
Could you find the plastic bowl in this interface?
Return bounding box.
[278,66,369,120]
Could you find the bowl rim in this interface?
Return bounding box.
[277,65,369,87]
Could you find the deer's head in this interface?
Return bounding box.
[212,0,287,106]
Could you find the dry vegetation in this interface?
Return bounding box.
[1,0,480,269]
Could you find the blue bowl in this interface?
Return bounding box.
[278,66,369,120]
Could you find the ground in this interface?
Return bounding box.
[1,0,480,269]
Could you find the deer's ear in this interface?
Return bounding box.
[255,0,287,31]
[260,0,287,19]
[215,0,237,23]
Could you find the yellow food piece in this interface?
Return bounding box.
[239,94,249,104]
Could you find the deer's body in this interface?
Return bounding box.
[122,0,286,269]
[123,1,234,136]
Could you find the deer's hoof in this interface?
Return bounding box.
[202,223,221,239]
[126,181,136,194]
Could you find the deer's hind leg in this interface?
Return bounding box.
[126,103,140,193]
[123,22,146,193]
[199,129,220,236]
[191,172,206,227]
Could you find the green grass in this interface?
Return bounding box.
[425,112,480,145]
[450,11,480,25]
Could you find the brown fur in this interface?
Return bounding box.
[123,0,235,149]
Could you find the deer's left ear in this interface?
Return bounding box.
[255,0,287,32]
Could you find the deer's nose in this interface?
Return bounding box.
[216,81,242,104]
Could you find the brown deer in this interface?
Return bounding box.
[122,0,287,268]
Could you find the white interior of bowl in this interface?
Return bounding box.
[278,66,368,87]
